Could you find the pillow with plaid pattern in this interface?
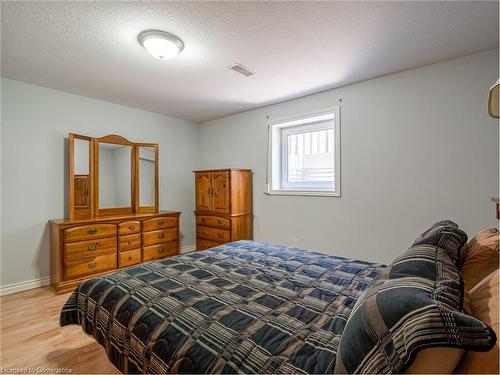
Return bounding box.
[334,220,497,374]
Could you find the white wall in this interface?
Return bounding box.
[198,49,499,265]
[1,78,199,286]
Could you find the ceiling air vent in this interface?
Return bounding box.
[228,63,255,77]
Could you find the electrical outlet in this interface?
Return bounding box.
[292,238,299,247]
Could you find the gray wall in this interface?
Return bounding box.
[1,49,498,287]
[198,49,499,265]
[1,78,199,286]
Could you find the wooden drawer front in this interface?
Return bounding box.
[143,217,177,232]
[197,226,230,243]
[143,242,178,262]
[196,239,223,251]
[65,253,117,280]
[143,228,177,246]
[64,224,117,242]
[196,216,230,230]
[64,237,116,261]
[119,249,141,268]
[118,221,141,235]
[119,233,141,251]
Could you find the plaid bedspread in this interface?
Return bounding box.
[60,241,384,374]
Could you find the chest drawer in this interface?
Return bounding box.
[143,242,178,262]
[65,253,117,280]
[119,249,141,268]
[143,216,178,232]
[64,237,116,261]
[197,226,230,243]
[64,224,117,242]
[118,233,141,251]
[118,221,141,235]
[196,239,223,251]
[196,216,230,230]
[143,228,177,246]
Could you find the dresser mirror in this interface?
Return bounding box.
[69,134,93,219]
[74,138,90,208]
[95,135,135,216]
[98,143,133,210]
[68,133,159,219]
[137,144,158,213]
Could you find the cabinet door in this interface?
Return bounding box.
[211,171,230,214]
[74,175,89,209]
[195,172,212,212]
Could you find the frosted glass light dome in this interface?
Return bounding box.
[138,30,184,60]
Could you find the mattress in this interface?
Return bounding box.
[60,240,385,374]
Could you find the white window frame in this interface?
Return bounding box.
[266,107,341,197]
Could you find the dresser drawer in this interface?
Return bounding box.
[196,216,230,230]
[142,216,177,232]
[118,233,141,251]
[64,224,117,242]
[143,242,178,262]
[65,253,117,280]
[197,226,230,243]
[196,239,223,251]
[119,249,141,268]
[143,228,177,246]
[118,220,141,235]
[64,237,116,261]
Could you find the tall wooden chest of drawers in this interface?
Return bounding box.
[50,211,180,293]
[194,169,253,251]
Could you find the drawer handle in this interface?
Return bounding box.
[218,220,224,225]
[88,262,97,269]
[127,241,132,245]
[158,220,164,225]
[87,228,97,234]
[158,234,164,239]
[218,233,223,239]
[88,243,98,251]
[201,218,206,222]
[128,226,135,231]
[128,256,133,261]
[159,247,164,253]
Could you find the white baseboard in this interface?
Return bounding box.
[0,276,51,296]
[180,244,196,254]
[0,244,196,296]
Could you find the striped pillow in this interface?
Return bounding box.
[335,221,497,374]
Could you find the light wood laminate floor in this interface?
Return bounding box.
[0,287,120,373]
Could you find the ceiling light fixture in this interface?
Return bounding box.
[138,30,184,60]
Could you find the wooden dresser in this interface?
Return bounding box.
[194,169,253,250]
[50,133,182,294]
[50,211,180,293]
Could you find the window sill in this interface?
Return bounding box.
[264,189,340,197]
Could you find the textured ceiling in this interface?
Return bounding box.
[1,1,498,122]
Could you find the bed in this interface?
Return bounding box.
[60,240,385,373]
[60,222,498,374]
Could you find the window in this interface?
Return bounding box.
[267,108,340,196]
